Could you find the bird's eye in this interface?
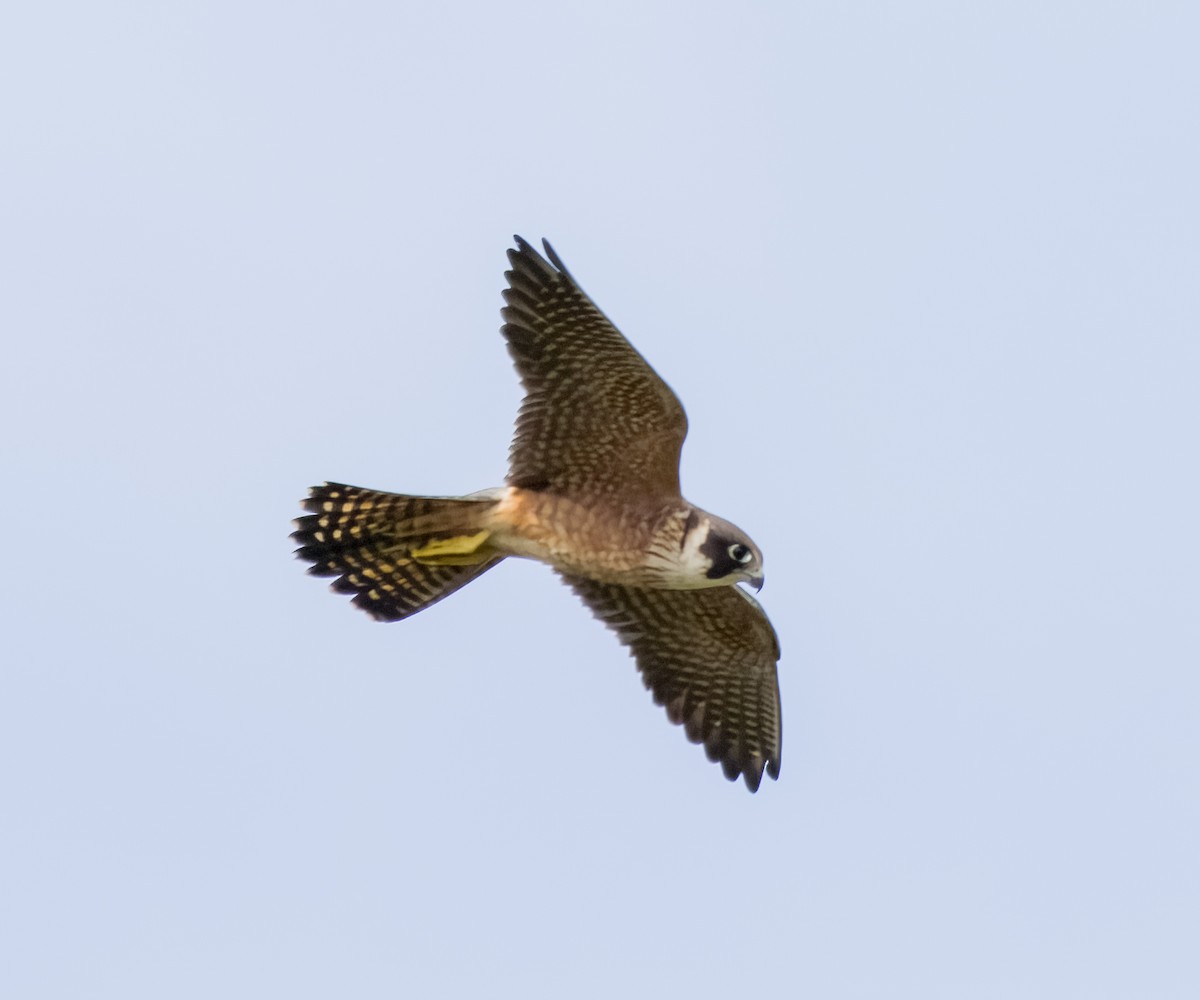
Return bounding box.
[728,543,752,564]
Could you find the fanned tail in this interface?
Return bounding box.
[292,482,504,621]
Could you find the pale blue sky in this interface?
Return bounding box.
[3,2,1198,997]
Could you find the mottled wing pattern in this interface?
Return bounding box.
[292,483,502,621]
[502,237,688,503]
[561,575,782,791]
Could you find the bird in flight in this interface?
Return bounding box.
[293,237,782,790]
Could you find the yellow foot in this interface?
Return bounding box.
[410,530,493,566]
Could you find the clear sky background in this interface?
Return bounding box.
[3,3,1198,997]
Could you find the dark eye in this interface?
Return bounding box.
[728,543,752,564]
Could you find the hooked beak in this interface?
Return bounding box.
[748,574,764,593]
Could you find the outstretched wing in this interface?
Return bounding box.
[501,237,688,504]
[561,576,782,791]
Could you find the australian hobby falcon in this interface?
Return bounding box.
[292,237,782,791]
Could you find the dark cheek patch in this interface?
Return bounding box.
[701,532,737,580]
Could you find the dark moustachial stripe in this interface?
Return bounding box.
[701,528,738,580]
[680,509,699,550]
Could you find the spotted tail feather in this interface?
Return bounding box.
[292,482,503,622]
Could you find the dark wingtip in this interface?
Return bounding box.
[541,238,570,276]
[509,234,561,269]
[506,236,559,285]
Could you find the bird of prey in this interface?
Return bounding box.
[293,237,782,790]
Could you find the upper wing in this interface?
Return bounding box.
[501,237,688,504]
[561,575,782,791]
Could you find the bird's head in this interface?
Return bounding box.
[678,509,765,591]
